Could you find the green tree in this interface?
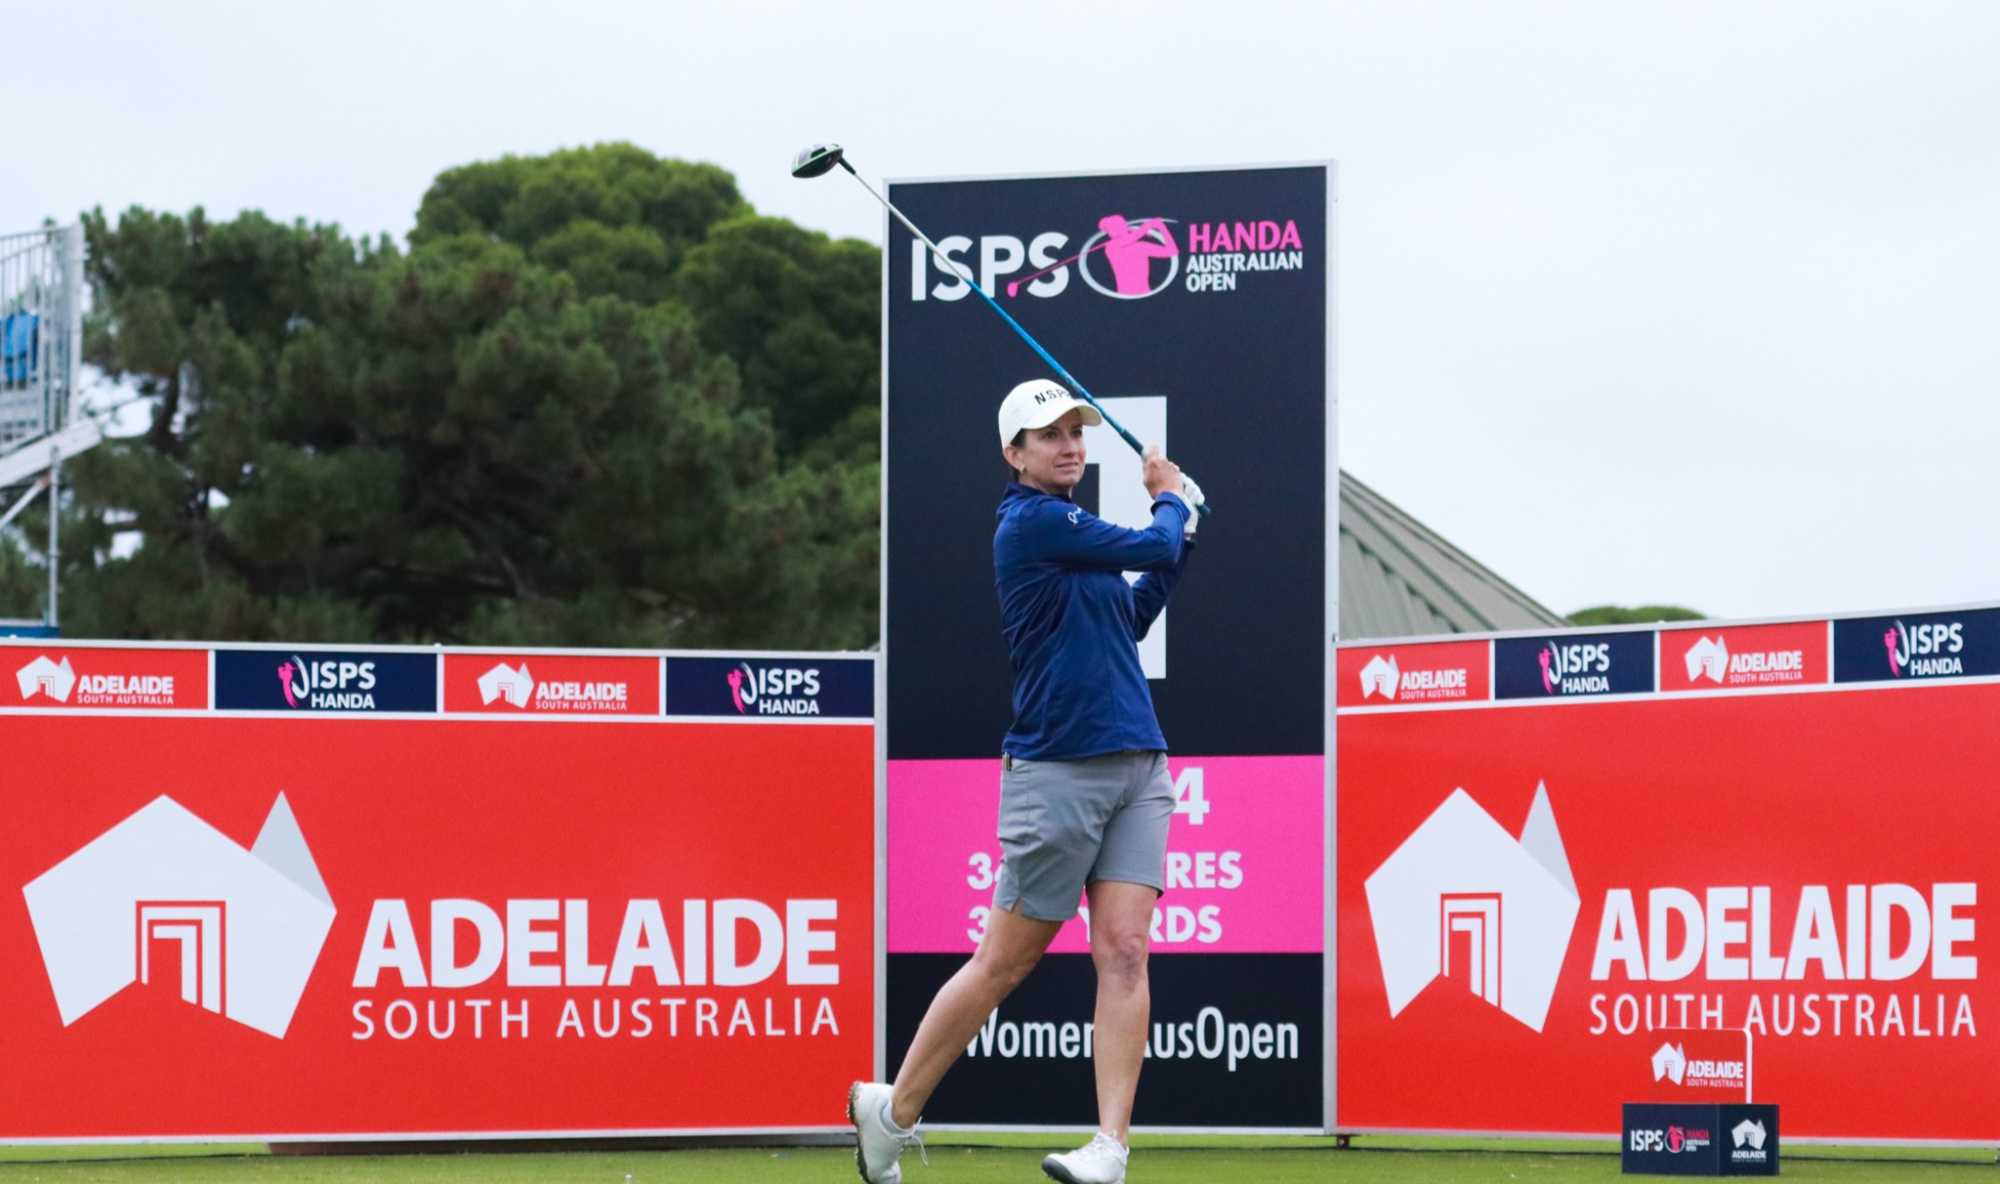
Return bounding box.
[413,145,879,453]
[57,194,878,648]
[1568,604,1706,626]
[672,216,879,452]
[57,205,381,639]
[0,527,44,620]
[412,143,746,309]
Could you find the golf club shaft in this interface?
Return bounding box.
[1008,238,1110,296]
[839,160,1210,515]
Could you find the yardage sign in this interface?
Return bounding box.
[883,163,1336,1129]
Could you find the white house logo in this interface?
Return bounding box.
[475,662,629,712]
[478,662,535,708]
[1364,783,1580,1032]
[21,794,336,1038]
[1652,1040,1687,1084]
[1730,1119,1769,1163]
[1359,654,1400,699]
[16,655,77,701]
[1684,638,1728,684]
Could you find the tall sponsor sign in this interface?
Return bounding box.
[1337,605,2000,1141]
[1,640,876,1140]
[884,163,1336,1128]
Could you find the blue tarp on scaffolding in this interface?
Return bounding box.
[2,311,38,382]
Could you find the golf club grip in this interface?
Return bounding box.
[859,165,1212,516]
[1062,388,1212,518]
[961,268,1213,517]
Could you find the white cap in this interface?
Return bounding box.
[997,379,1102,447]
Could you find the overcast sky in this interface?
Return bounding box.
[8,0,1995,622]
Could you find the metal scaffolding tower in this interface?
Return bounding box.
[1,224,101,634]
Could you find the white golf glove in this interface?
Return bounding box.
[1180,476,1205,536]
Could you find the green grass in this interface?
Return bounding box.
[0,1136,1992,1182]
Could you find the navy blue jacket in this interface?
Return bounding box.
[994,482,1194,760]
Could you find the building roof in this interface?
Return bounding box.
[1340,470,1566,640]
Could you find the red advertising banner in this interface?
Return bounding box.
[1,711,874,1139]
[1659,622,1828,693]
[442,652,661,716]
[1337,681,1996,1140]
[1628,1028,1753,1104]
[3,646,208,710]
[1336,639,1488,707]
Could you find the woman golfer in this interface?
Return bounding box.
[852,378,1201,1184]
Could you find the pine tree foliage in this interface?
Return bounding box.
[9,144,881,648]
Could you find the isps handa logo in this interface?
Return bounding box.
[727,663,822,716]
[21,794,336,1038]
[909,211,1307,303]
[1629,1125,1710,1155]
[278,655,377,709]
[1496,632,1650,701]
[1884,619,1964,678]
[1540,641,1610,695]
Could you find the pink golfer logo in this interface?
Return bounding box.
[1884,627,1903,677]
[1079,215,1179,299]
[1537,645,1557,695]
[276,661,300,708]
[727,664,751,714]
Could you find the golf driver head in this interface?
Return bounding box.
[790,143,846,179]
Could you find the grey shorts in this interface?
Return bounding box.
[992,750,1175,922]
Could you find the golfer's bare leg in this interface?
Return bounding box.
[889,902,1062,1129]
[1086,879,1157,1143]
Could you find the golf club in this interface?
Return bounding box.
[791,142,1209,515]
[1004,239,1111,298]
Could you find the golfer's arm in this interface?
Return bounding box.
[1131,538,1194,640]
[1033,496,1188,571]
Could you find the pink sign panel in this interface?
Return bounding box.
[888,755,1323,955]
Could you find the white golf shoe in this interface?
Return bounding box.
[1042,1132,1129,1183]
[848,1081,922,1183]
